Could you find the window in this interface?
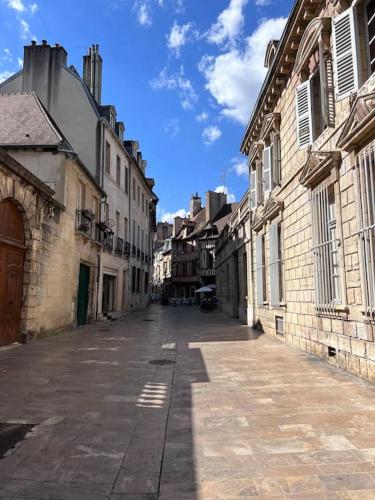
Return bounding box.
[355,140,375,315]
[366,0,375,73]
[133,178,136,200]
[77,180,85,210]
[311,182,341,311]
[275,316,284,336]
[144,272,149,293]
[269,222,283,307]
[263,146,271,195]
[256,235,266,305]
[250,169,257,209]
[131,266,136,293]
[124,217,128,241]
[137,186,140,206]
[137,225,140,248]
[116,156,121,185]
[133,220,136,244]
[115,211,120,238]
[136,268,141,293]
[296,79,313,147]
[105,141,111,174]
[142,193,145,212]
[125,167,129,194]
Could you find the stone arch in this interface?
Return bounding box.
[294,17,331,76]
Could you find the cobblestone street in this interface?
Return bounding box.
[0,306,375,499]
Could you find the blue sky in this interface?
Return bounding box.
[0,0,292,222]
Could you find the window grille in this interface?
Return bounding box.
[256,235,266,305]
[355,141,375,316]
[275,316,284,336]
[311,181,341,313]
[269,222,283,307]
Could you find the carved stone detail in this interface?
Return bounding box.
[299,149,341,188]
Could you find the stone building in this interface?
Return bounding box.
[0,41,157,317]
[152,237,172,301]
[0,92,105,345]
[241,0,375,382]
[170,191,237,299]
[216,193,250,324]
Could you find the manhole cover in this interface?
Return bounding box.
[149,359,176,366]
[142,319,154,322]
[0,423,35,458]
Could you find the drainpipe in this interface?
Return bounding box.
[248,188,255,327]
[95,120,106,321]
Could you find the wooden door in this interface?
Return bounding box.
[0,200,25,346]
[77,264,90,326]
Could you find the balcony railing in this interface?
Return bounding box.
[115,237,124,256]
[141,251,145,261]
[132,244,136,257]
[137,248,141,259]
[104,232,114,252]
[76,209,95,236]
[124,241,131,257]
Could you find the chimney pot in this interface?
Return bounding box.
[31,40,36,46]
[42,40,47,45]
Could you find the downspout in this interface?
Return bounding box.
[248,188,255,327]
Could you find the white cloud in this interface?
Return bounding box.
[255,0,271,5]
[30,2,38,15]
[167,21,196,57]
[207,0,248,47]
[137,1,152,26]
[150,66,198,110]
[20,18,30,39]
[196,111,208,122]
[0,70,14,83]
[7,0,25,12]
[231,156,248,177]
[160,208,188,223]
[214,185,236,203]
[202,125,222,145]
[163,118,180,138]
[17,56,23,67]
[1,48,12,64]
[199,16,287,125]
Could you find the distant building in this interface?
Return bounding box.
[169,191,237,299]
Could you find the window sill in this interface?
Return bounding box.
[271,303,287,310]
[315,304,349,317]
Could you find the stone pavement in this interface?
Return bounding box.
[0,306,375,499]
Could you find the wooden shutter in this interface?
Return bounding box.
[256,235,264,305]
[319,45,335,128]
[269,223,280,307]
[263,146,271,194]
[332,8,358,98]
[271,136,280,187]
[296,80,313,147]
[257,162,263,205]
[250,170,257,209]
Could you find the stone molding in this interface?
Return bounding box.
[294,17,331,76]
[299,149,341,188]
[259,112,281,142]
[263,196,284,221]
[251,212,265,232]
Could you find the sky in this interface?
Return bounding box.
[0,0,292,223]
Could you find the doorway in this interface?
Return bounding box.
[0,200,25,346]
[77,264,90,326]
[102,274,115,315]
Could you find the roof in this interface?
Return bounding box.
[211,203,238,235]
[0,92,66,147]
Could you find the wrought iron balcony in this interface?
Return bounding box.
[132,244,136,257]
[104,232,114,252]
[76,209,95,236]
[137,248,141,259]
[115,237,124,256]
[124,241,131,257]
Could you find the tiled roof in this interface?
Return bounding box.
[0,92,65,147]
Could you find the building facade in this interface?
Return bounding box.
[241,0,375,382]
[0,92,105,344]
[216,193,251,324]
[0,41,157,319]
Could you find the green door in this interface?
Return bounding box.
[77,264,90,326]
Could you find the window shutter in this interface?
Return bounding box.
[271,136,280,187]
[256,235,264,306]
[263,146,271,193]
[250,170,257,209]
[256,162,263,205]
[296,80,313,147]
[269,223,280,307]
[319,45,335,128]
[332,8,358,98]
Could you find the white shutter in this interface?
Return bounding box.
[250,170,257,209]
[257,163,263,205]
[271,135,280,187]
[256,235,264,305]
[332,8,358,98]
[269,223,280,307]
[263,146,271,194]
[296,80,313,147]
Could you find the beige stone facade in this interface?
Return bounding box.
[240,0,375,382]
[0,150,102,340]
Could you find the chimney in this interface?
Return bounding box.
[22,41,67,111]
[173,217,184,237]
[205,191,227,223]
[83,44,102,104]
[190,193,201,219]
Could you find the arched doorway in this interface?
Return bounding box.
[0,199,26,346]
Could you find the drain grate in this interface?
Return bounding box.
[142,319,155,322]
[149,359,176,366]
[0,423,35,458]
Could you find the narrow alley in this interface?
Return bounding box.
[0,307,375,500]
